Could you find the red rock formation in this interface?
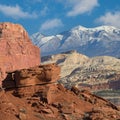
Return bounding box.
[15,63,60,87]
[0,22,40,84]
[0,83,120,120]
[3,63,60,88]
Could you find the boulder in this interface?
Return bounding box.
[3,63,60,88]
[14,63,60,87]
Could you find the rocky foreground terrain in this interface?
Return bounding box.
[42,50,120,106]
[0,22,120,120]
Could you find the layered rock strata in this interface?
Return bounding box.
[3,63,60,88]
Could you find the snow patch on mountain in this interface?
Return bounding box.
[31,25,120,57]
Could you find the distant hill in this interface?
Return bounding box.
[41,51,120,105]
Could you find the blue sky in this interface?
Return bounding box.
[0,0,120,35]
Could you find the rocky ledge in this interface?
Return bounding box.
[3,63,60,89]
[1,81,120,120]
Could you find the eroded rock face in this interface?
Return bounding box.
[0,22,40,84]
[15,63,60,87]
[1,84,120,120]
[3,64,60,88]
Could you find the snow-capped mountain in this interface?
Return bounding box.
[31,25,120,57]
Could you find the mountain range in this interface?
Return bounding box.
[31,25,120,57]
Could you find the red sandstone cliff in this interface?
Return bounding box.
[0,22,40,84]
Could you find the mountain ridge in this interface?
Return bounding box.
[31,25,120,57]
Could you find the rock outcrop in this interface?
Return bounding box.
[0,22,40,84]
[3,63,60,88]
[1,83,120,120]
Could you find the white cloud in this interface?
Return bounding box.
[40,18,63,31]
[58,0,99,17]
[96,11,120,28]
[0,4,37,19]
[40,6,49,16]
